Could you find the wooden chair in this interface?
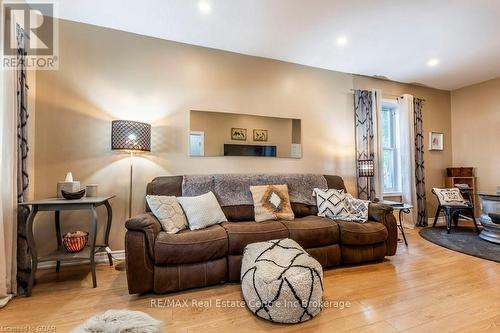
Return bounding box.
[432,188,479,234]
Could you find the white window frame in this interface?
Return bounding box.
[381,99,402,195]
[189,131,205,157]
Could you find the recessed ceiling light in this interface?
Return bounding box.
[336,36,348,46]
[198,1,212,14]
[427,58,439,67]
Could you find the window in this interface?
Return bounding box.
[189,131,204,156]
[381,101,401,193]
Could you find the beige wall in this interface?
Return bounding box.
[33,19,453,252]
[451,78,500,194]
[190,111,296,157]
[353,76,452,218]
[34,20,356,253]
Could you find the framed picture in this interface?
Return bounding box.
[429,132,444,150]
[231,128,247,141]
[253,129,268,142]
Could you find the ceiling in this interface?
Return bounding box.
[51,0,500,90]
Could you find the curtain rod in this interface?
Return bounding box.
[349,89,426,101]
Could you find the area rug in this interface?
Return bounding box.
[71,309,162,333]
[419,226,500,263]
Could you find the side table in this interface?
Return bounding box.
[20,196,115,296]
[380,201,412,246]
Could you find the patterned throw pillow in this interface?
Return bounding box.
[344,194,369,222]
[433,188,469,206]
[313,188,350,220]
[177,191,227,230]
[250,184,295,222]
[146,195,188,233]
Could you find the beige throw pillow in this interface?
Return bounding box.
[433,188,469,206]
[146,195,188,233]
[250,184,295,222]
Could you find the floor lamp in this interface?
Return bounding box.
[111,120,151,272]
[111,120,151,218]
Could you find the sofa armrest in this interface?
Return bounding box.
[125,213,161,259]
[368,203,398,256]
[368,203,393,222]
[125,230,154,294]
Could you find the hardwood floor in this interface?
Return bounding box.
[1,227,499,332]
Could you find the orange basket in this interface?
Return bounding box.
[63,231,88,253]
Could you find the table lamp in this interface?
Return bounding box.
[111,120,151,218]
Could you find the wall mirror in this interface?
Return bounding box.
[189,110,302,158]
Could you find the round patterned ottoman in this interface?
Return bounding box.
[241,238,323,323]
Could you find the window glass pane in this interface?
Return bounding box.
[381,102,401,193]
[381,108,391,148]
[383,149,395,191]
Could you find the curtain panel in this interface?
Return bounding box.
[413,98,427,226]
[354,90,382,200]
[0,25,23,308]
[15,24,31,295]
[398,95,427,227]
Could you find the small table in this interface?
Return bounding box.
[381,202,412,246]
[20,196,115,296]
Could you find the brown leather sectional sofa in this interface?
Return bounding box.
[125,175,398,294]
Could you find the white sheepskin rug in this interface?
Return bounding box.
[71,309,162,333]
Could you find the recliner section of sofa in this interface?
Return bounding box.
[125,174,397,294]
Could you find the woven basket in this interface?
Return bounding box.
[63,231,88,253]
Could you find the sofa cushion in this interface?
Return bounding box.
[154,225,228,265]
[340,243,387,264]
[222,203,318,222]
[281,216,339,248]
[291,203,318,218]
[337,221,388,245]
[221,221,288,255]
[146,176,183,212]
[222,205,254,222]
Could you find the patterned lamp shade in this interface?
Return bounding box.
[111,120,151,152]
[357,159,374,177]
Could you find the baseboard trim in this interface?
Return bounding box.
[427,215,481,226]
[427,217,445,225]
[37,249,125,270]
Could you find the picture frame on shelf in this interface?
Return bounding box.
[429,132,444,150]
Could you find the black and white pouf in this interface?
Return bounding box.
[241,238,324,324]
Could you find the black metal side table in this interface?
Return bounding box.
[392,204,412,246]
[20,196,115,296]
[380,202,412,246]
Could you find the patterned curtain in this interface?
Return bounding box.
[413,98,427,226]
[354,90,375,200]
[15,24,31,294]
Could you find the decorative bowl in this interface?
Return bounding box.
[61,188,86,200]
[63,231,88,253]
